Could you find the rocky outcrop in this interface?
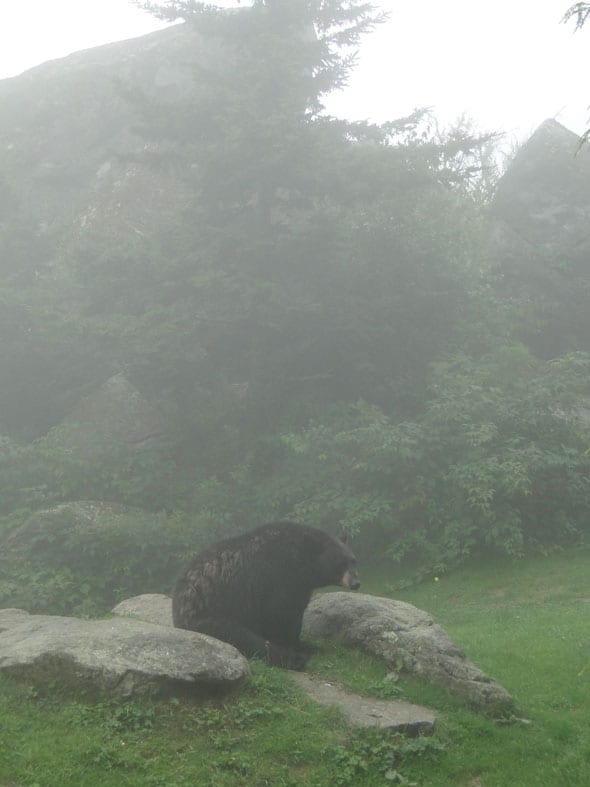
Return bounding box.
[113,592,513,715]
[492,119,590,250]
[0,608,249,699]
[487,118,590,359]
[0,24,212,231]
[302,593,514,715]
[40,374,166,455]
[111,594,437,729]
[1,590,513,716]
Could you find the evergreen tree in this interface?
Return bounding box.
[75,0,490,476]
[135,1,385,114]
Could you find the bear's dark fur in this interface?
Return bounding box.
[172,521,360,670]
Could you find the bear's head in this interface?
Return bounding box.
[315,535,360,591]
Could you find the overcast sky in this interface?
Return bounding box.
[0,0,588,143]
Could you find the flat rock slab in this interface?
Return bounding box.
[303,593,514,715]
[0,608,249,699]
[290,672,435,735]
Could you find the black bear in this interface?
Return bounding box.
[172,521,360,670]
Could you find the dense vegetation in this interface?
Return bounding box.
[0,0,589,613]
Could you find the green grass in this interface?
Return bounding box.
[1,547,589,786]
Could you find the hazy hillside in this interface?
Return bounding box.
[0,24,220,273]
[0,5,588,583]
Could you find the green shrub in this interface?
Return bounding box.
[254,348,590,576]
[0,507,214,615]
[0,429,196,518]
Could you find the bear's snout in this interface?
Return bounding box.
[341,569,360,591]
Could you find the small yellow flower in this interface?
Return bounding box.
[434,576,440,582]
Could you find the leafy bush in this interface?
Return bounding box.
[323,730,445,786]
[0,438,185,515]
[0,506,214,615]
[255,348,590,576]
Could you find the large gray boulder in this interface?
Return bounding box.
[302,593,514,715]
[0,608,249,699]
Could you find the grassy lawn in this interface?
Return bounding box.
[0,547,588,786]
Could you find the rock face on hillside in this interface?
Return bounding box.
[492,119,590,251]
[488,118,590,359]
[0,22,219,270]
[0,25,202,203]
[0,608,250,699]
[40,374,166,455]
